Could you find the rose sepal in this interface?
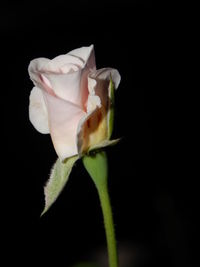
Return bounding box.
[41,155,79,216]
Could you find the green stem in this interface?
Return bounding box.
[82,152,118,267]
[97,181,118,267]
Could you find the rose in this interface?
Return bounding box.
[28,45,120,161]
[28,45,121,215]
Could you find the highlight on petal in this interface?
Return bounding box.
[44,92,86,161]
[87,77,101,113]
[29,87,49,134]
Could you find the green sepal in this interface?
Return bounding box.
[41,155,79,216]
[89,138,120,153]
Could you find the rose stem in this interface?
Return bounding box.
[82,151,118,267]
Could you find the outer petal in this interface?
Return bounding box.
[88,68,121,135]
[28,58,50,89]
[28,45,96,108]
[29,87,49,134]
[69,45,96,70]
[89,68,121,91]
[77,68,121,153]
[28,57,83,105]
[28,54,84,77]
[49,54,84,72]
[87,76,101,113]
[43,92,86,160]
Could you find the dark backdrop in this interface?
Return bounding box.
[1,1,197,267]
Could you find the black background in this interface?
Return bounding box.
[1,1,198,267]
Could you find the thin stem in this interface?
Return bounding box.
[97,182,118,267]
[82,152,118,267]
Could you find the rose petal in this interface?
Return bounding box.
[43,92,86,160]
[29,87,49,134]
[89,68,121,90]
[87,76,101,113]
[28,58,50,88]
[77,68,121,150]
[50,54,84,72]
[69,45,96,70]
[44,70,84,106]
[28,54,83,77]
[28,45,96,108]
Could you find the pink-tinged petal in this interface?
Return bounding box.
[44,70,84,107]
[29,59,85,108]
[29,87,49,134]
[43,92,86,160]
[28,46,95,108]
[39,74,56,96]
[28,54,83,78]
[50,54,84,72]
[28,58,50,88]
[69,45,96,70]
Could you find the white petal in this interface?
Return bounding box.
[50,54,84,72]
[44,70,84,107]
[29,87,49,134]
[87,76,101,113]
[29,60,85,107]
[28,46,96,108]
[89,68,121,89]
[28,54,83,77]
[69,45,96,70]
[44,92,86,160]
[87,75,107,111]
[28,58,50,88]
[87,68,121,112]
